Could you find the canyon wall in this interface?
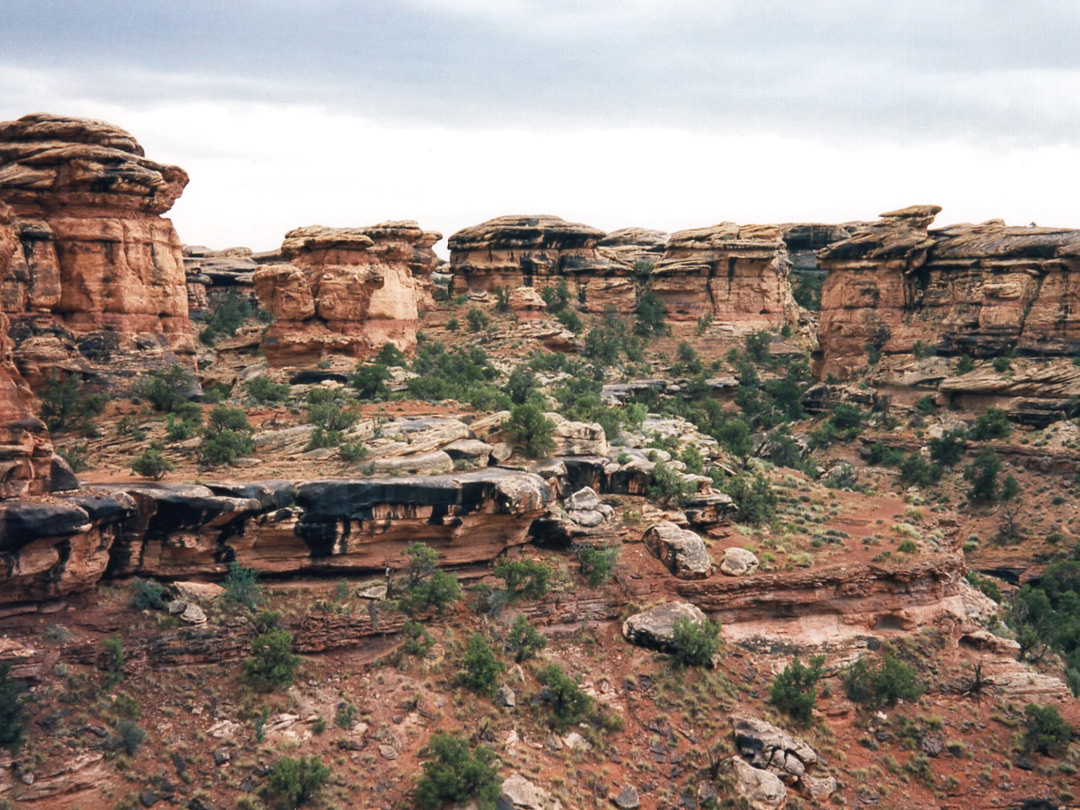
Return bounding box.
[817,205,1080,379]
[649,222,805,330]
[0,113,194,388]
[448,215,640,313]
[253,221,440,364]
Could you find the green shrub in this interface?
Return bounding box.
[929,429,967,466]
[898,453,943,488]
[506,402,556,458]
[503,368,539,406]
[375,343,406,366]
[335,702,358,730]
[245,628,301,691]
[493,558,551,600]
[339,441,369,464]
[129,445,174,480]
[646,460,696,507]
[199,429,254,466]
[246,376,290,404]
[505,615,547,662]
[466,308,489,332]
[897,539,918,553]
[129,579,169,611]
[115,718,145,756]
[770,656,825,725]
[0,663,27,753]
[103,635,124,687]
[669,617,721,668]
[459,633,504,695]
[844,653,924,707]
[576,543,619,586]
[414,733,501,810]
[351,363,391,400]
[305,427,343,450]
[633,292,668,337]
[536,664,594,731]
[719,473,777,525]
[136,364,196,413]
[964,447,1002,503]
[264,755,331,808]
[1022,703,1071,757]
[992,356,1012,373]
[165,413,200,441]
[398,544,461,616]
[223,563,264,609]
[402,621,435,658]
[957,354,975,373]
[406,343,506,408]
[446,317,459,332]
[40,370,107,431]
[307,401,357,432]
[971,406,1012,441]
[867,442,904,467]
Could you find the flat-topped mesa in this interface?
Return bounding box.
[648,222,804,329]
[254,221,439,364]
[0,113,194,387]
[448,215,638,312]
[817,204,1080,379]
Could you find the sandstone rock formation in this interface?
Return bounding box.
[649,222,804,330]
[818,205,1080,379]
[643,520,713,579]
[621,601,708,650]
[448,215,638,312]
[0,204,52,496]
[254,221,439,364]
[598,227,668,267]
[0,113,194,387]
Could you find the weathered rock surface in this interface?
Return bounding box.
[649,222,803,330]
[254,221,440,364]
[720,547,760,577]
[733,715,819,782]
[729,756,787,810]
[643,520,713,579]
[598,227,668,267]
[0,113,194,389]
[818,205,1080,380]
[448,215,637,312]
[621,601,708,650]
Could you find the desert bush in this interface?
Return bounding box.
[402,621,436,658]
[414,733,501,810]
[1022,703,1071,757]
[0,663,27,753]
[114,718,146,756]
[375,342,406,366]
[40,370,107,431]
[264,755,331,809]
[929,429,967,466]
[770,656,825,725]
[136,364,196,413]
[576,543,619,586]
[669,617,721,668]
[506,402,556,458]
[505,615,547,662]
[339,441,369,464]
[493,558,551,601]
[459,633,504,695]
[199,429,254,466]
[244,628,301,691]
[898,453,943,488]
[352,363,391,400]
[129,579,169,611]
[129,445,174,480]
[223,563,264,609]
[843,653,924,707]
[646,460,696,507]
[964,447,1002,503]
[634,292,668,337]
[719,473,776,525]
[536,664,594,731]
[971,406,1012,441]
[103,635,124,687]
[398,543,461,616]
[246,376,290,404]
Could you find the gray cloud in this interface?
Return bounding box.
[2,0,1079,146]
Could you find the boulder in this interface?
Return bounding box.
[720,547,760,577]
[733,715,819,782]
[642,521,714,579]
[622,601,708,650]
[497,773,552,810]
[611,784,640,810]
[730,757,787,810]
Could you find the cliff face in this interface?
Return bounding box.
[448,215,639,312]
[649,222,804,329]
[0,113,194,387]
[254,221,439,364]
[817,205,1080,379]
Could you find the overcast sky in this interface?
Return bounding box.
[1,0,1078,253]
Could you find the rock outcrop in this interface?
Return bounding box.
[254,221,440,364]
[0,205,52,496]
[649,222,803,330]
[622,601,709,650]
[818,205,1080,379]
[448,215,638,312]
[643,520,713,579]
[0,113,194,388]
[598,227,668,267]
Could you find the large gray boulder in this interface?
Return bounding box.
[730,757,787,810]
[733,715,819,782]
[622,601,708,650]
[720,546,759,576]
[643,520,713,579]
[496,773,552,810]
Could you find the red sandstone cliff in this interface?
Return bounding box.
[818,205,1080,379]
[254,221,439,364]
[0,113,194,387]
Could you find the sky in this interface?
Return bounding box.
[1,0,1078,254]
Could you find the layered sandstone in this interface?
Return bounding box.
[254,221,439,364]
[448,215,638,312]
[817,205,1080,379]
[598,227,668,267]
[649,222,804,329]
[0,113,194,386]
